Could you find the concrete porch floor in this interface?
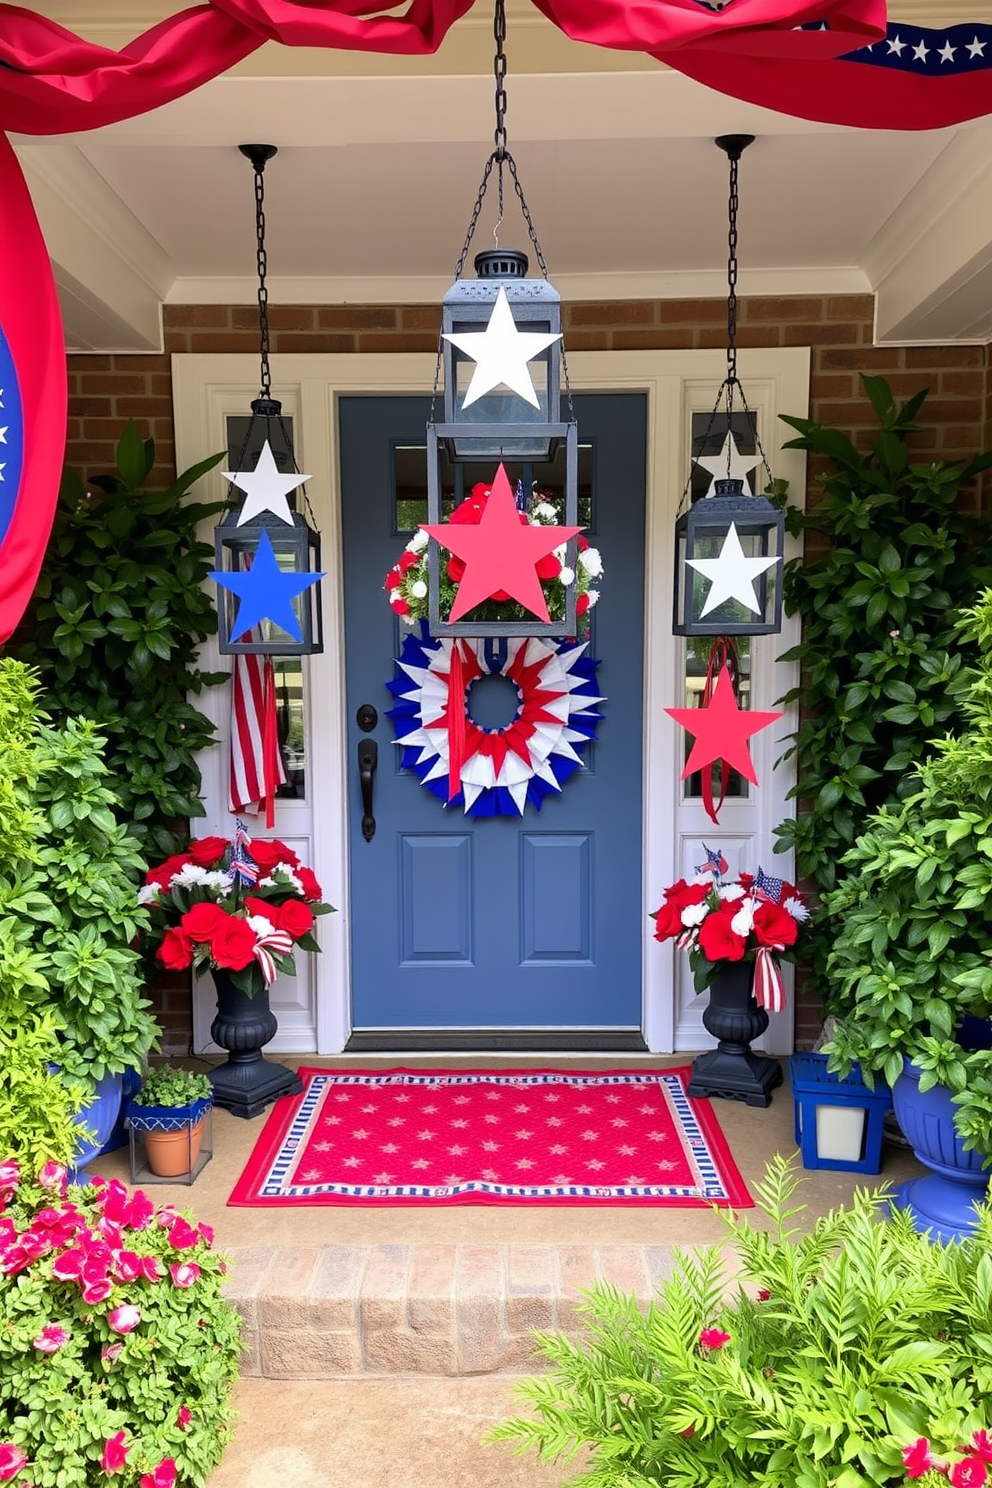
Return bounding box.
[94,1054,922,1251]
[89,1055,924,1488]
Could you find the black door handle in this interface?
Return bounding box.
[358,738,378,842]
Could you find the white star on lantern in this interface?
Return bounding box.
[686,522,780,617]
[224,439,310,527]
[442,286,561,409]
[693,432,760,497]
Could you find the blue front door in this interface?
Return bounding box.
[340,393,646,1036]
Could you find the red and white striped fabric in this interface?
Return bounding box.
[753,946,786,1014]
[229,654,286,828]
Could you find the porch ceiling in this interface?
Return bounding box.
[12,0,992,351]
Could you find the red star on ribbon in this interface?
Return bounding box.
[665,664,782,786]
[423,463,582,623]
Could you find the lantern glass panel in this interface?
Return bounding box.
[226,411,296,474]
[214,512,322,656]
[682,636,751,800]
[442,265,562,460]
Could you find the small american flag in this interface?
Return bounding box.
[695,845,729,879]
[754,867,785,903]
[231,817,259,887]
[230,653,287,829]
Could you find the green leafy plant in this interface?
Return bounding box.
[490,1156,992,1488]
[774,377,992,993]
[132,1068,212,1111]
[10,423,227,858]
[824,591,992,1157]
[0,1161,240,1486]
[0,659,158,1091]
[0,660,87,1166]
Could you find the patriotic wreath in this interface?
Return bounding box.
[387,621,604,817]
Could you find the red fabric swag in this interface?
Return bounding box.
[0,1,473,134]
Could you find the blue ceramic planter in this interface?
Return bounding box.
[891,1057,990,1243]
[70,1071,124,1172]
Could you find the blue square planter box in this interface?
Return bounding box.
[790,1052,892,1175]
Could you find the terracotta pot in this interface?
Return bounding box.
[144,1117,205,1178]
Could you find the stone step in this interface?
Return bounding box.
[223,1241,678,1378]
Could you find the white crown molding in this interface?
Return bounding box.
[168,265,870,307]
[15,143,174,349]
[15,145,174,294]
[863,127,992,341]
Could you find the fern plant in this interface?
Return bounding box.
[490,1157,992,1488]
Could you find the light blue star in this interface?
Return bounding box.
[210,530,324,644]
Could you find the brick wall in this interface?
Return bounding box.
[66,295,992,1050]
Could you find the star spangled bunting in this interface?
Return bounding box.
[670,19,992,130]
[0,133,66,645]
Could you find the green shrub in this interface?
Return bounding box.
[491,1158,992,1488]
[10,423,227,857]
[824,591,992,1156]
[0,1162,240,1486]
[774,377,992,995]
[0,660,158,1092]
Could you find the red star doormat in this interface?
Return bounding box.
[228,1068,753,1207]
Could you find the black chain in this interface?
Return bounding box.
[253,161,271,401]
[494,0,507,162]
[725,149,740,394]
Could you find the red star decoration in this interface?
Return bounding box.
[423,463,582,623]
[666,664,782,786]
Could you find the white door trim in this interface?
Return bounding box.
[173,346,808,1054]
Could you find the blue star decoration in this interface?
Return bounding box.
[210,530,324,644]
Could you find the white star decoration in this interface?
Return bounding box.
[442,287,561,410]
[693,431,760,497]
[224,439,310,527]
[686,522,780,618]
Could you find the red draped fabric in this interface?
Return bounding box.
[0,1,474,134]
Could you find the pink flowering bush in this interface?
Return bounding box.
[0,1162,239,1486]
[492,1156,992,1488]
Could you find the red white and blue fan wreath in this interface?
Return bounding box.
[387,623,604,817]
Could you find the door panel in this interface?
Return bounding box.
[340,393,646,1032]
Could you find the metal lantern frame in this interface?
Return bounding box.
[214,144,323,657]
[441,250,563,460]
[673,477,784,638]
[425,0,578,639]
[213,502,324,657]
[672,133,785,640]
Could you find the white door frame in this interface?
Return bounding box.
[173,346,808,1054]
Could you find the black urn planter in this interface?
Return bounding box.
[208,970,303,1120]
[686,960,783,1108]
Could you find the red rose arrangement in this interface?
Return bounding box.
[383,482,603,626]
[651,861,808,1012]
[140,831,333,998]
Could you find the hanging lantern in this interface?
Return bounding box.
[672,135,784,639]
[441,248,563,460]
[425,0,579,639]
[211,145,324,656]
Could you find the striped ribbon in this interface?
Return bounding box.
[252,925,293,985]
[753,946,785,1013]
